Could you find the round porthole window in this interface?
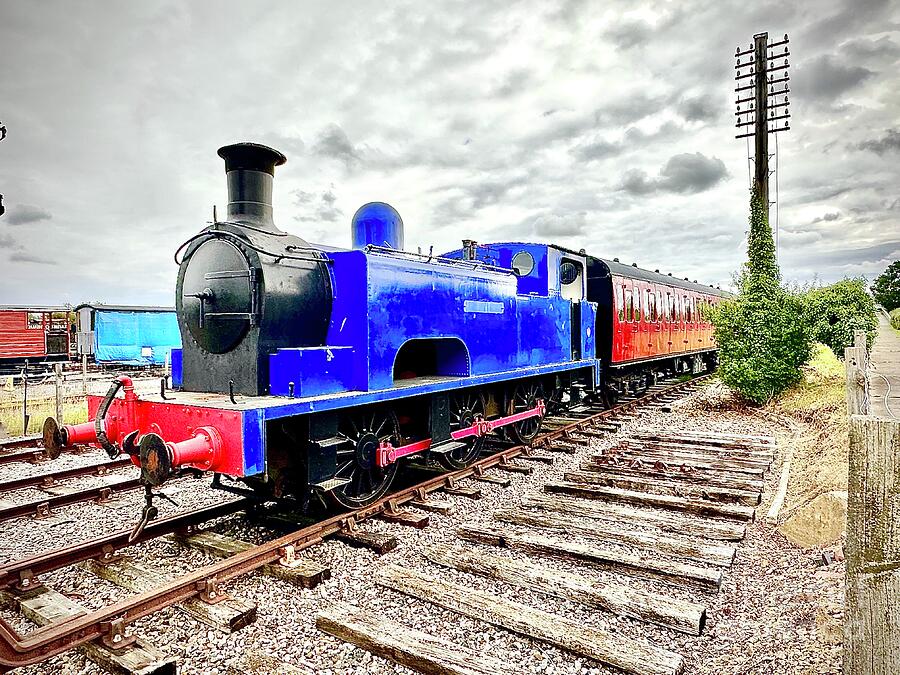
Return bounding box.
[512,251,534,276]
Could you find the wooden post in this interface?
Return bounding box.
[81,353,88,395]
[752,32,770,213]
[21,360,28,436]
[845,346,866,415]
[844,416,900,675]
[54,363,63,424]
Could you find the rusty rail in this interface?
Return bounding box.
[0,458,133,495]
[0,476,147,524]
[0,374,708,668]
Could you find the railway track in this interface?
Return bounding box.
[0,373,778,674]
[0,435,146,524]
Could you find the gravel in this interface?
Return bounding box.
[0,381,842,674]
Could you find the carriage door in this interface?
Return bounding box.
[560,259,585,361]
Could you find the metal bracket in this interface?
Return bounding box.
[96,487,113,504]
[97,544,124,565]
[14,569,41,593]
[278,544,307,569]
[100,617,137,652]
[384,499,402,516]
[196,576,228,605]
[342,515,359,534]
[33,502,50,519]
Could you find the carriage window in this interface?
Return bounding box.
[686,296,693,322]
[616,286,625,321]
[656,291,663,322]
[667,293,673,321]
[27,313,43,329]
[633,290,641,322]
[624,289,633,322]
[512,251,534,276]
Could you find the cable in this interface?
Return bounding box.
[746,133,752,189]
[775,131,780,261]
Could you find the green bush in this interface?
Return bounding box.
[872,260,900,311]
[891,307,900,331]
[803,278,878,357]
[711,185,812,404]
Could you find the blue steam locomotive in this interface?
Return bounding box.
[47,143,631,510]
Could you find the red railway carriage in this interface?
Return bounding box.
[0,306,73,373]
[585,257,729,398]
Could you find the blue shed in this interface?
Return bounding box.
[75,304,181,366]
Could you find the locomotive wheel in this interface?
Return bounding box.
[439,391,487,470]
[330,409,401,510]
[507,380,545,444]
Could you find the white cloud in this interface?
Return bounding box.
[0,0,898,305]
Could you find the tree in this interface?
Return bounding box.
[804,279,878,357]
[872,260,900,311]
[711,185,812,404]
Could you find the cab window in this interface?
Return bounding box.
[559,260,584,301]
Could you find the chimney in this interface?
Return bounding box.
[462,239,478,260]
[217,143,287,232]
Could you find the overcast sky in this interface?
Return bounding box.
[1,0,898,306]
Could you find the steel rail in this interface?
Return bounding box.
[0,435,42,453]
[0,448,54,467]
[0,499,252,591]
[0,476,146,524]
[0,374,708,668]
[0,438,88,466]
[0,458,133,494]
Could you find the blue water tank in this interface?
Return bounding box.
[351,202,404,251]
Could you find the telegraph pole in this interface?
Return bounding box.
[734,32,792,217]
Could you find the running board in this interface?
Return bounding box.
[311,477,352,493]
[428,441,468,455]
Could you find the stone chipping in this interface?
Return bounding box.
[0,382,842,674]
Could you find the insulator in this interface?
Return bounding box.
[737,104,741,110]
[784,58,788,65]
[784,34,788,41]
[784,95,789,103]
[735,47,740,55]
[784,46,788,53]
[770,85,774,93]
[749,102,754,109]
